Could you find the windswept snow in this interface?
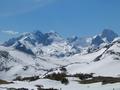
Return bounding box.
[0,30,120,90]
[0,78,120,90]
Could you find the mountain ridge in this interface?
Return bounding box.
[0,29,120,90]
[3,29,119,57]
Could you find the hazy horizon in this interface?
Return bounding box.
[0,0,120,42]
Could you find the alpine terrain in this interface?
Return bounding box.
[0,29,120,90]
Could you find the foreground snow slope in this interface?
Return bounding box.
[0,78,120,90]
[0,30,120,90]
[1,38,120,80]
[0,45,71,80]
[65,39,120,76]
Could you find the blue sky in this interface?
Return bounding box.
[0,0,120,42]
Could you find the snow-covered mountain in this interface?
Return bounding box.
[0,29,120,90]
[3,29,118,57]
[65,38,120,76]
[67,29,118,54]
[3,31,80,57]
[67,29,118,47]
[91,29,118,46]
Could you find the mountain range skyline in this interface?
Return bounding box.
[1,25,120,90]
[1,1,120,90]
[1,0,120,42]
[0,29,118,58]
[0,28,119,43]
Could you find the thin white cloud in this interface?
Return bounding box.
[0,0,56,17]
[1,30,19,35]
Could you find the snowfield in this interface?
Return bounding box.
[0,30,120,90]
[0,78,120,90]
[1,41,120,90]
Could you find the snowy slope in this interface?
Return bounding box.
[1,38,120,81]
[67,29,118,50]
[0,45,71,80]
[0,30,120,90]
[64,39,120,76]
[0,30,120,80]
[2,29,118,58]
[0,77,120,90]
[3,31,81,57]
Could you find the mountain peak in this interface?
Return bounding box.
[3,30,64,47]
[101,29,118,42]
[92,35,104,46]
[45,31,60,37]
[32,30,43,35]
[67,36,78,43]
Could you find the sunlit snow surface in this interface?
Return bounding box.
[0,78,120,90]
[1,39,120,89]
